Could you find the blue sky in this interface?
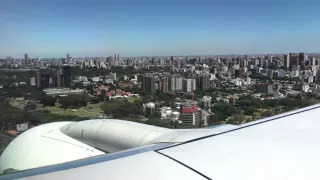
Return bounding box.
[1,0,320,58]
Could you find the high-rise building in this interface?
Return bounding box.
[168,76,176,92]
[191,79,196,92]
[24,53,29,66]
[199,75,210,90]
[175,76,183,91]
[183,79,194,93]
[311,58,316,66]
[62,65,72,88]
[170,56,174,65]
[56,70,62,88]
[160,58,164,66]
[160,77,168,92]
[177,60,181,68]
[142,74,155,95]
[299,52,306,67]
[284,54,290,68]
[240,59,247,68]
[66,54,71,64]
[38,68,55,90]
[290,53,299,66]
[36,71,41,89]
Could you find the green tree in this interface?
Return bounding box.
[212,103,235,116]
[86,84,94,94]
[90,96,101,104]
[261,110,274,117]
[244,106,257,116]
[100,99,143,118]
[228,115,246,125]
[99,89,107,101]
[59,94,88,109]
[39,92,57,106]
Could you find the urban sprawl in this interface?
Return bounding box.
[1,52,320,150]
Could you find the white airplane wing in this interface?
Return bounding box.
[1,104,320,180]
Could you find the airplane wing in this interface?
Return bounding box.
[1,104,320,180]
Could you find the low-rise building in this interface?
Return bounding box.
[179,103,200,127]
[43,88,85,97]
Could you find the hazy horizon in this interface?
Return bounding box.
[1,0,320,58]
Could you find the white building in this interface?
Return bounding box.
[110,72,117,81]
[302,84,310,93]
[246,77,251,85]
[169,77,175,91]
[233,79,243,86]
[199,96,211,110]
[78,76,88,81]
[278,70,286,77]
[210,74,216,80]
[191,79,196,91]
[30,77,36,86]
[308,76,314,83]
[183,79,195,93]
[175,77,183,91]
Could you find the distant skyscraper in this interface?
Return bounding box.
[36,71,41,89]
[177,60,181,68]
[240,59,247,68]
[24,53,29,66]
[311,58,316,66]
[39,68,55,90]
[117,54,120,61]
[284,54,290,68]
[67,54,71,64]
[170,56,174,65]
[151,58,155,65]
[57,70,62,88]
[62,65,72,88]
[290,53,299,66]
[299,52,306,67]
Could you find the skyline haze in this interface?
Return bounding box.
[1,0,320,58]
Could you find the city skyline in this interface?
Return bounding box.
[1,0,320,57]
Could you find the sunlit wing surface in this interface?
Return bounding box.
[2,104,320,180]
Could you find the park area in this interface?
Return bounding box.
[8,95,140,123]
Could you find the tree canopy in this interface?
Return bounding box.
[100,99,142,118]
[59,94,88,109]
[39,92,57,106]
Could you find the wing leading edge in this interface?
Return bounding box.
[2,104,320,180]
